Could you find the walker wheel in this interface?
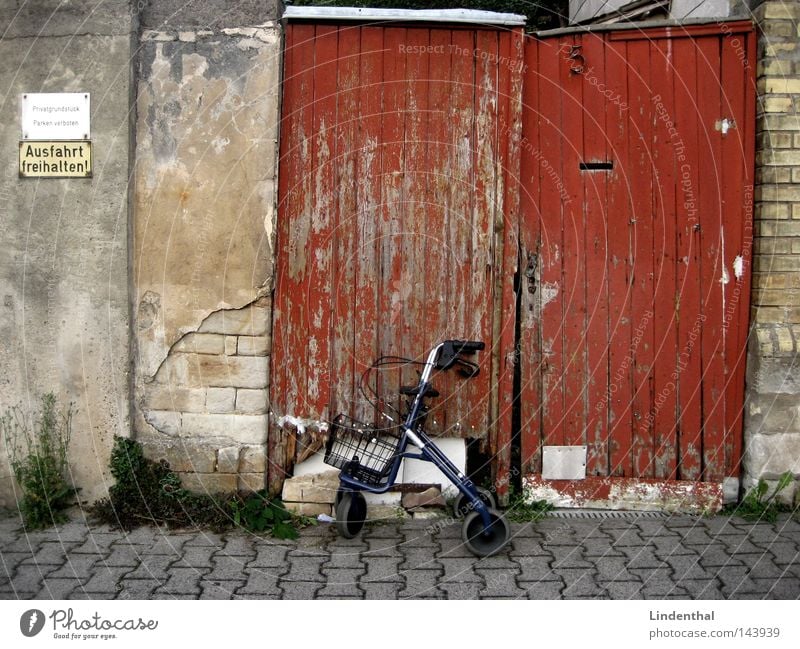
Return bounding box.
[335,487,346,508]
[335,491,367,539]
[452,487,496,518]
[462,508,510,557]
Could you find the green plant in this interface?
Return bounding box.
[229,491,304,539]
[504,490,553,523]
[724,471,794,523]
[92,436,311,538]
[1,393,78,529]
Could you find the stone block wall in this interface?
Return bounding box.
[746,0,800,504]
[132,1,281,494]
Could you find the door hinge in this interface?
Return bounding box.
[525,252,538,294]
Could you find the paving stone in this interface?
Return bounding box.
[42,555,99,580]
[171,546,216,569]
[399,569,444,598]
[743,555,790,579]
[439,582,483,599]
[607,528,647,546]
[437,536,473,558]
[580,538,626,558]
[518,580,565,599]
[21,541,78,566]
[761,542,800,565]
[620,546,663,569]
[206,555,249,581]
[283,554,326,582]
[120,527,158,545]
[631,568,687,597]
[50,521,91,543]
[154,567,207,596]
[677,578,724,599]
[400,526,439,548]
[661,554,714,580]
[317,568,365,598]
[702,517,749,535]
[635,520,681,538]
[515,555,559,581]
[249,543,291,568]
[510,522,542,538]
[199,580,245,599]
[361,522,402,539]
[400,547,442,571]
[236,568,283,597]
[68,591,116,600]
[363,556,404,583]
[760,577,800,598]
[220,534,256,557]
[477,569,525,598]
[509,535,550,555]
[143,534,192,556]
[677,528,718,546]
[717,536,765,555]
[361,581,402,599]
[550,546,593,569]
[322,549,364,569]
[439,558,484,583]
[124,555,175,580]
[38,576,83,599]
[594,556,640,582]
[73,533,120,555]
[118,578,162,598]
[81,567,131,594]
[696,546,745,568]
[598,580,645,599]
[184,532,224,547]
[104,545,144,567]
[651,535,697,556]
[280,581,322,599]
[364,538,402,557]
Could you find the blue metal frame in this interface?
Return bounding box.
[337,342,494,531]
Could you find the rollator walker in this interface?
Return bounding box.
[324,339,510,557]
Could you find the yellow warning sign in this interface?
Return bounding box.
[19,141,92,178]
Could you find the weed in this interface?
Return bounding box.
[504,489,553,523]
[91,436,311,538]
[1,394,78,529]
[723,471,794,523]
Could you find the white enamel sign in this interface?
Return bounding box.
[21,93,90,140]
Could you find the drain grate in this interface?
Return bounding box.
[548,509,669,520]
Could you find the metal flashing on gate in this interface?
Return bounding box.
[282,6,527,26]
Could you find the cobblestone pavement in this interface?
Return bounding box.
[1,511,798,600]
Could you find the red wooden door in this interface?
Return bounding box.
[269,22,523,493]
[517,24,756,494]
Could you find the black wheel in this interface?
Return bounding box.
[452,487,496,518]
[335,491,367,539]
[335,487,346,508]
[462,508,510,557]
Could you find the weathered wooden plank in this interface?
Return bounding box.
[627,38,656,478]
[332,27,361,422]
[472,29,499,442]
[560,37,588,450]
[580,32,610,477]
[605,37,634,477]
[306,25,339,423]
[494,28,525,499]
[377,27,408,422]
[537,38,566,450]
[353,26,384,425]
[696,36,727,482]
[519,35,542,475]
[650,37,680,480]
[672,39,703,481]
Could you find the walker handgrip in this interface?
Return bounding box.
[452,340,485,353]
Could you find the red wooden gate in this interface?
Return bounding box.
[269,21,523,493]
[515,23,756,505]
[271,17,756,505]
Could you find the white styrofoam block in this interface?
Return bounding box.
[292,451,330,477]
[401,438,466,498]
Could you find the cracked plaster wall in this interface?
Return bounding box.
[132,2,281,493]
[0,1,134,507]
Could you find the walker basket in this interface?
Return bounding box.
[324,414,402,486]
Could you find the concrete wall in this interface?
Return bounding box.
[131,1,281,493]
[746,0,800,505]
[0,1,134,507]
